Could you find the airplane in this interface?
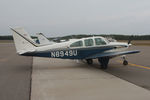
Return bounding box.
[10,27,140,69]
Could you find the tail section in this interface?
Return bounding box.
[36,33,54,45]
[10,27,38,54]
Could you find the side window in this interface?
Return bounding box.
[84,39,94,46]
[95,38,106,45]
[70,41,83,47]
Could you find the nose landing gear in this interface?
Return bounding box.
[122,55,128,65]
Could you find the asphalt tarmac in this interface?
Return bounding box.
[0,43,32,100]
[105,46,150,90]
[0,43,150,100]
[31,45,150,100]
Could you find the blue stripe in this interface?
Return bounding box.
[22,47,114,59]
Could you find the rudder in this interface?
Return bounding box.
[11,27,37,54]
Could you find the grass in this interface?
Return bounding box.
[0,40,150,46]
[118,40,150,46]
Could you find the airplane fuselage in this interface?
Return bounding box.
[22,39,129,59]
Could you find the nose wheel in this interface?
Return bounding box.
[122,55,128,65]
[123,60,128,65]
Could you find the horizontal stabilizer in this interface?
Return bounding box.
[36,33,54,45]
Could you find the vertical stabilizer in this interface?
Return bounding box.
[10,27,37,54]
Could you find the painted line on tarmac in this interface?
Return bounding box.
[117,60,150,70]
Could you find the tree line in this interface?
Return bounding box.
[0,35,150,40]
[50,34,150,40]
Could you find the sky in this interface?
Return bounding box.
[0,0,150,37]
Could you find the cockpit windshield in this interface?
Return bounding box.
[95,38,106,45]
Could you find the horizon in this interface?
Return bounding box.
[1,0,150,37]
[1,33,150,38]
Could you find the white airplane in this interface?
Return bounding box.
[11,27,140,69]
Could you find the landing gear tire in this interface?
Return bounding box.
[86,59,93,65]
[101,65,108,69]
[123,60,128,65]
[98,57,109,69]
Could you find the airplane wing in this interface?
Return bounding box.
[86,50,140,59]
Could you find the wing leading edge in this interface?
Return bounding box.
[86,50,140,59]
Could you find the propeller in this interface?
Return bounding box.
[128,39,131,44]
[127,39,132,46]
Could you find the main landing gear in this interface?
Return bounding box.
[122,55,128,65]
[98,57,109,69]
[86,59,93,65]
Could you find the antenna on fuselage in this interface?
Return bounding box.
[92,34,95,38]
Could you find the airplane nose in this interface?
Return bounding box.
[124,43,130,47]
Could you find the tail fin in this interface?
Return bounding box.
[10,27,38,54]
[36,33,54,45]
